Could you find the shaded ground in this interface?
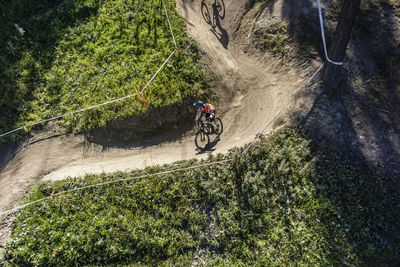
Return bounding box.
[291,0,400,177]
[232,0,400,176]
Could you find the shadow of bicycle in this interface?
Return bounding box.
[195,136,221,155]
[201,0,229,49]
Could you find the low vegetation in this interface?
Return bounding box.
[240,1,319,59]
[381,0,400,7]
[255,22,291,56]
[0,0,210,141]
[2,127,399,265]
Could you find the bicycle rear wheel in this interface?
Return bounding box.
[213,118,223,136]
[195,130,210,150]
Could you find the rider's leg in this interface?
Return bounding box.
[209,113,216,128]
[211,3,217,29]
[205,113,211,123]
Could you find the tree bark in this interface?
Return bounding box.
[321,0,361,90]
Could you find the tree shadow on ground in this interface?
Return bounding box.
[0,0,99,138]
[288,30,400,267]
[262,0,400,175]
[266,0,400,190]
[309,124,400,264]
[286,2,400,254]
[200,124,400,265]
[285,0,400,176]
[306,128,400,265]
[259,0,400,264]
[348,0,400,164]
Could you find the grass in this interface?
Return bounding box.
[380,0,400,7]
[242,2,319,59]
[255,22,291,56]
[253,17,319,58]
[2,127,399,265]
[0,0,210,142]
[368,46,400,106]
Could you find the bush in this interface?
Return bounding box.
[2,127,399,265]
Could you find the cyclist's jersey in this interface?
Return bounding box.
[195,103,215,121]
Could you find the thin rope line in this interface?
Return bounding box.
[162,0,177,49]
[317,0,343,66]
[242,65,323,154]
[0,159,233,217]
[140,49,176,93]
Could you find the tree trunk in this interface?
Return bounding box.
[322,0,361,90]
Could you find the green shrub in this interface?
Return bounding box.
[2,127,399,265]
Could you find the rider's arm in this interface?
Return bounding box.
[195,109,202,121]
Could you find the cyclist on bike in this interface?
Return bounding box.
[193,101,216,126]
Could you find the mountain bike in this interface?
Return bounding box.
[201,0,225,28]
[194,117,223,151]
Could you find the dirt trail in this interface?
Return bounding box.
[0,0,320,248]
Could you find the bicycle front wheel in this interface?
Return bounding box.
[216,0,225,19]
[201,1,212,25]
[195,130,210,151]
[214,118,223,136]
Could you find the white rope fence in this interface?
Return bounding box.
[0,159,233,217]
[162,0,177,49]
[317,0,343,66]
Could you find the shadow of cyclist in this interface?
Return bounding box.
[211,1,228,48]
[201,0,229,49]
[211,5,229,49]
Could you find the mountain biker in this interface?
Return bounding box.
[193,101,216,126]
